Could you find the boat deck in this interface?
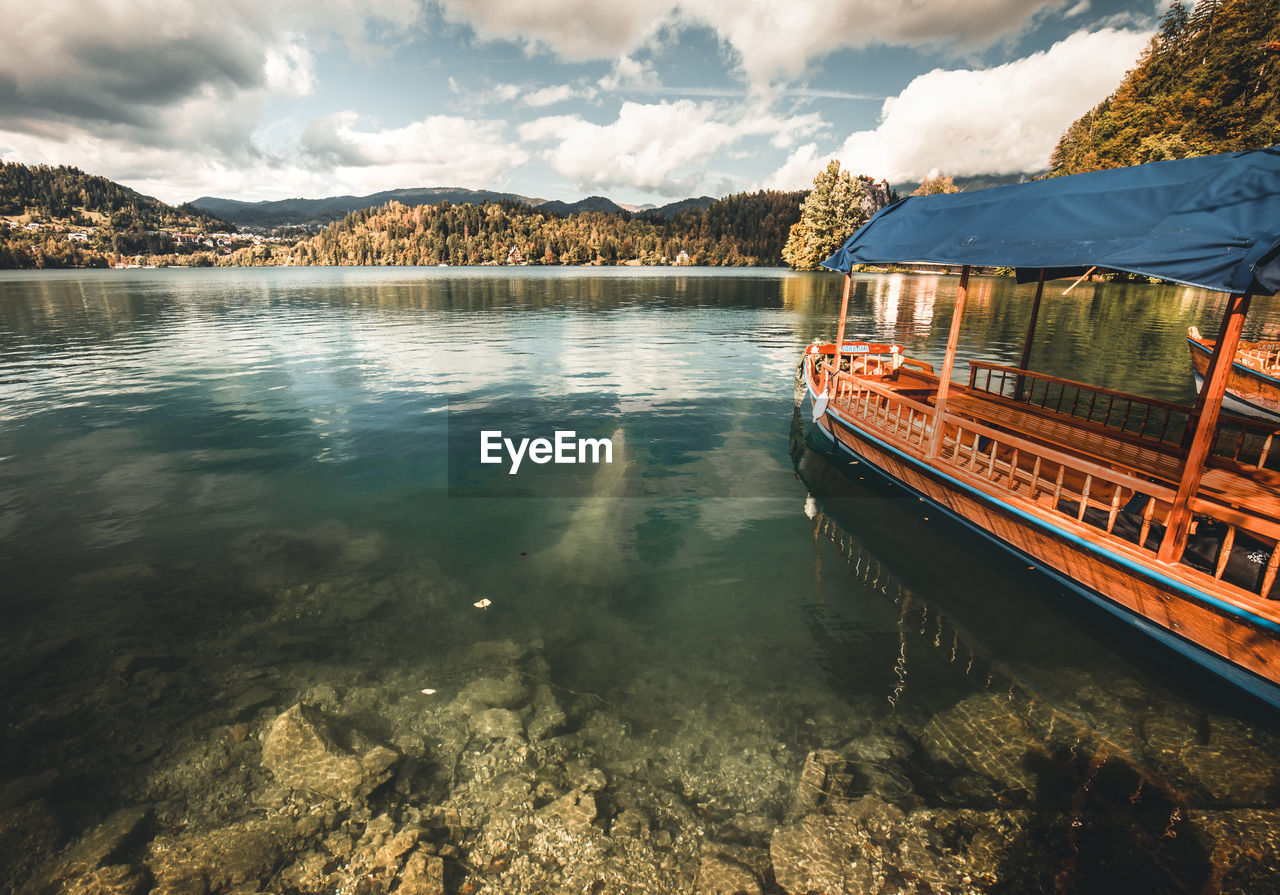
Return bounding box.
[814,353,1280,617]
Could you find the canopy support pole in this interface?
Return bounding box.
[1015,269,1046,401]
[926,265,970,459]
[1158,292,1252,563]
[829,273,853,394]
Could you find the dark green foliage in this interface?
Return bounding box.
[0,161,232,230]
[1050,0,1280,175]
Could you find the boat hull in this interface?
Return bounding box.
[1188,335,1280,420]
[806,376,1280,709]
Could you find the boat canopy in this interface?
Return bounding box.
[820,145,1280,295]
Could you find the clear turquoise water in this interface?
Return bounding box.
[3,267,1279,892]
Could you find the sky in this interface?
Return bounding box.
[0,0,1164,207]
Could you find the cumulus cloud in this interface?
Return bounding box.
[520,100,822,196]
[299,111,529,186]
[766,28,1151,187]
[438,0,1077,85]
[525,85,579,107]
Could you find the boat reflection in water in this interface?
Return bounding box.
[790,423,1280,892]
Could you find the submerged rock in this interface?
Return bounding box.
[459,675,529,710]
[397,848,446,895]
[60,864,149,895]
[1145,713,1280,806]
[261,703,398,803]
[145,816,295,895]
[771,796,1016,895]
[921,694,1042,798]
[28,806,151,894]
[0,799,63,891]
[540,788,598,828]
[527,683,566,741]
[695,852,762,895]
[771,813,870,895]
[470,708,525,742]
[1190,808,1280,894]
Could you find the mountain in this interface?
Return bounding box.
[191,187,542,229]
[1050,0,1280,175]
[891,172,1040,196]
[1,161,232,231]
[535,195,627,216]
[193,188,724,229]
[640,196,716,219]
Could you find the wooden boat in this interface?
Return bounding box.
[804,147,1280,708]
[1187,325,1280,420]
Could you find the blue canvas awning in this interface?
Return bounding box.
[821,146,1280,295]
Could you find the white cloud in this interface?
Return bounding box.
[0,111,529,203]
[520,100,823,196]
[525,85,578,107]
[437,0,673,61]
[298,111,530,190]
[437,0,1079,85]
[598,56,662,93]
[767,28,1151,187]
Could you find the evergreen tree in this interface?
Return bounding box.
[782,161,891,271]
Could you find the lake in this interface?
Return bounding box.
[2,267,1278,894]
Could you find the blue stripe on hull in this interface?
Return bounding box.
[805,385,1280,709]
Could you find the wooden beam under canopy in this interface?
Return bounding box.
[1015,269,1046,401]
[830,273,853,393]
[926,265,970,458]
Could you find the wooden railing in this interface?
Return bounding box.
[813,364,1280,600]
[809,342,904,379]
[968,361,1189,448]
[1209,415,1280,472]
[968,361,1280,475]
[832,370,934,449]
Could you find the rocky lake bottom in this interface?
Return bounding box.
[4,506,1280,895]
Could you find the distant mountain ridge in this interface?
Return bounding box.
[191,188,718,229]
[2,160,233,231]
[191,187,542,229]
[891,172,1040,196]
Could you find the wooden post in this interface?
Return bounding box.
[926,265,970,458]
[1158,292,1252,563]
[829,272,853,394]
[1015,269,1046,401]
[1181,312,1231,451]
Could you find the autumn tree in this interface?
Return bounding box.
[1049,0,1280,175]
[912,175,960,196]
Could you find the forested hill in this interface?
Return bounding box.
[256,190,805,267]
[0,161,232,231]
[1050,0,1280,175]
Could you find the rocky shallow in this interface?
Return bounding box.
[3,524,1280,894]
